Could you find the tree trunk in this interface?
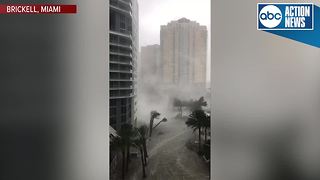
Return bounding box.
[198,127,201,152]
[126,145,130,171]
[205,127,207,142]
[143,139,148,165]
[149,118,154,137]
[140,147,146,178]
[122,150,126,180]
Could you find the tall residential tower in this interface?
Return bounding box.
[109,0,138,130]
[160,18,207,88]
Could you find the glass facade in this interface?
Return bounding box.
[109,0,138,130]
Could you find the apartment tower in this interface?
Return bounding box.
[160,18,207,88]
[109,0,138,130]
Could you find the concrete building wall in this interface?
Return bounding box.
[160,26,174,83]
[140,44,160,84]
[194,26,207,84]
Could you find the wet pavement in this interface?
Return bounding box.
[128,118,210,180]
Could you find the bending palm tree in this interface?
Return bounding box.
[186,109,207,152]
[149,111,160,137]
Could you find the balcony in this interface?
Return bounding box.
[110,30,132,39]
[110,3,132,17]
[110,69,133,74]
[110,96,132,99]
[110,77,133,82]
[110,46,132,55]
[110,43,132,50]
[110,60,133,66]
[110,51,132,58]
[119,0,132,7]
[110,93,135,99]
[110,85,133,90]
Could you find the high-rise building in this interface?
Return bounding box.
[140,44,160,84]
[109,0,138,130]
[160,18,207,87]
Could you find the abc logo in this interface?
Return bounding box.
[259,5,282,28]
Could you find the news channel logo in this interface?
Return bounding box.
[257,3,314,30]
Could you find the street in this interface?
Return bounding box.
[128,117,210,180]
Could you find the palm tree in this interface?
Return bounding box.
[173,98,183,118]
[203,114,211,142]
[118,124,135,172]
[186,109,207,152]
[149,111,160,137]
[137,125,149,165]
[111,136,127,180]
[183,97,207,112]
[133,130,147,178]
[113,124,144,179]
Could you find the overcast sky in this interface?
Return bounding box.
[138,0,210,47]
[138,0,211,82]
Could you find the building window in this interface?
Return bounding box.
[110,99,117,106]
[110,81,119,88]
[111,117,117,124]
[110,12,116,30]
[121,106,127,114]
[121,99,127,105]
[120,14,126,31]
[111,108,117,116]
[121,115,126,122]
[110,34,118,43]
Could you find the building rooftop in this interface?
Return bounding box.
[162,17,204,28]
[177,17,191,23]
